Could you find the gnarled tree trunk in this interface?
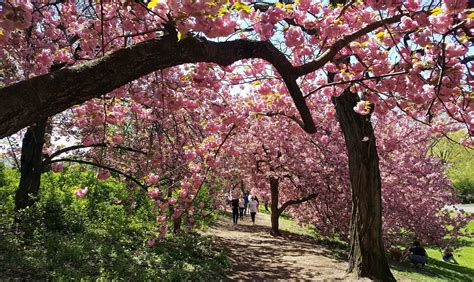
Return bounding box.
[332,90,394,281]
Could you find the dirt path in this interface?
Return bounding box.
[203,212,350,280]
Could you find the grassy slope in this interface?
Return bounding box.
[261,207,474,281]
[430,131,474,202]
[392,220,474,281]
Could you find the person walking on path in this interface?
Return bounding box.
[243,192,249,215]
[231,189,240,225]
[248,196,259,225]
[239,196,245,220]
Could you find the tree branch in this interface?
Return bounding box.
[278,193,318,215]
[0,34,315,137]
[304,70,408,99]
[44,142,147,164]
[0,13,406,138]
[48,157,146,190]
[256,111,305,129]
[295,13,405,76]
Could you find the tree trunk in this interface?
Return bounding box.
[269,176,281,236]
[15,120,47,210]
[173,217,182,234]
[332,90,394,281]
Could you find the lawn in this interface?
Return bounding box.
[392,220,474,281]
[260,206,474,281]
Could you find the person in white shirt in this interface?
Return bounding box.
[239,196,245,220]
[248,196,259,225]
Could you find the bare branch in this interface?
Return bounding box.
[49,157,146,190]
[44,142,147,164]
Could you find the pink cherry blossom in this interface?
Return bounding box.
[51,163,64,173]
[146,174,159,185]
[146,239,156,248]
[353,101,371,115]
[97,169,111,180]
[75,187,88,198]
[147,188,160,198]
[284,26,304,48]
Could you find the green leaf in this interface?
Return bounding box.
[232,2,251,14]
[147,0,159,9]
[177,32,187,42]
[430,7,443,16]
[376,31,385,41]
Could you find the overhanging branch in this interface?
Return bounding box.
[44,142,147,164]
[0,13,407,138]
[278,193,318,215]
[0,34,315,137]
[295,13,405,76]
[49,157,147,190]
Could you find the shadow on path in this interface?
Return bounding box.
[203,213,348,280]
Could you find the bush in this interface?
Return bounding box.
[0,162,7,187]
[454,178,474,203]
[0,167,229,280]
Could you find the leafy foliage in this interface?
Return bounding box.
[0,167,229,280]
[431,131,474,203]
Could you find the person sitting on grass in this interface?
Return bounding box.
[405,240,428,267]
[442,247,458,264]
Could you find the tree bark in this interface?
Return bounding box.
[269,176,319,236]
[15,120,47,210]
[0,35,316,138]
[173,217,182,234]
[332,90,394,281]
[269,176,281,236]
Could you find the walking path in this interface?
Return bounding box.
[203,212,350,280]
[445,204,474,213]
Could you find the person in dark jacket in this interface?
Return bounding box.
[405,240,428,267]
[442,247,458,264]
[243,192,249,215]
[231,189,240,225]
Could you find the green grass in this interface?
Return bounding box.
[258,206,314,236]
[430,131,474,203]
[0,226,230,280]
[392,219,474,281]
[259,206,474,281]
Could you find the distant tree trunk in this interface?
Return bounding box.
[15,119,47,210]
[268,176,318,237]
[165,178,182,234]
[269,176,281,236]
[332,88,394,281]
[173,217,182,234]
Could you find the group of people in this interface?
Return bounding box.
[226,190,259,226]
[391,240,458,268]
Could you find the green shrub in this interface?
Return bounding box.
[0,166,229,280]
[0,162,7,187]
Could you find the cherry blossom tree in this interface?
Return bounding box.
[1,0,473,280]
